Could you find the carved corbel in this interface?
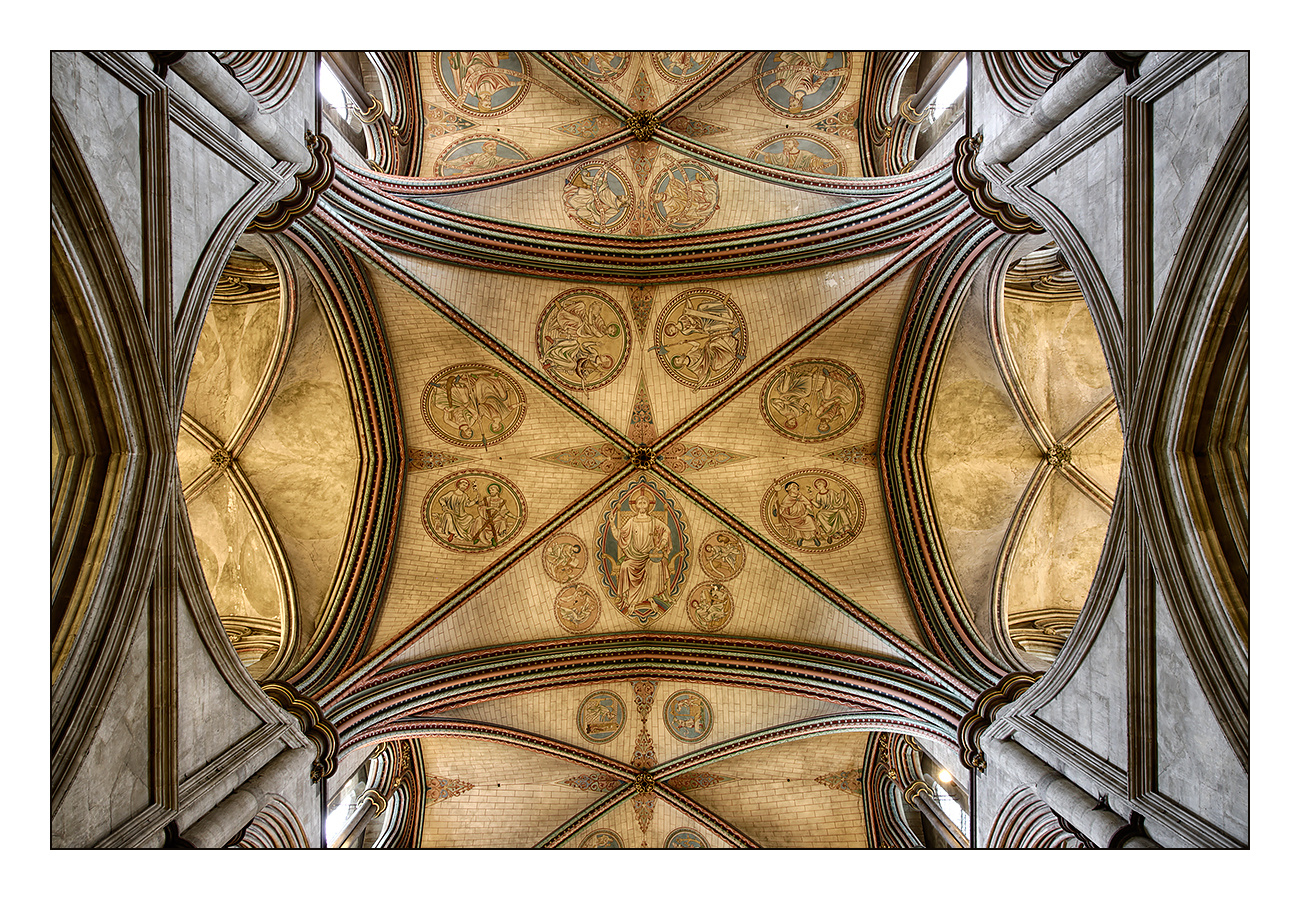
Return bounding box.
[249,133,335,233]
[262,680,340,781]
[957,671,1041,771]
[952,133,1044,234]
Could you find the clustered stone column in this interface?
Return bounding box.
[984,736,1157,848]
[179,746,313,848]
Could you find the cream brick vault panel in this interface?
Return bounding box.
[416,735,601,848]
[391,470,901,666]
[673,56,866,178]
[443,680,857,770]
[639,254,901,436]
[416,52,612,180]
[678,275,927,647]
[364,263,625,650]
[686,731,872,847]
[427,149,852,232]
[562,790,736,849]
[385,252,640,437]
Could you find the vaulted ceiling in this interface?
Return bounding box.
[178,51,1119,847]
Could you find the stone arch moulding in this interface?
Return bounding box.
[51,100,172,810]
[1138,107,1248,770]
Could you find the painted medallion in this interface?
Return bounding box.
[751,132,843,175]
[563,160,634,233]
[581,830,624,848]
[685,582,734,633]
[653,52,717,82]
[536,288,631,392]
[435,52,529,117]
[541,533,588,584]
[663,690,713,743]
[653,289,747,390]
[421,364,526,448]
[665,828,709,848]
[578,690,626,744]
[596,476,691,627]
[422,470,527,553]
[650,161,719,232]
[697,531,745,581]
[435,135,529,177]
[759,358,864,442]
[761,469,864,553]
[754,52,849,118]
[554,583,601,634]
[566,52,630,82]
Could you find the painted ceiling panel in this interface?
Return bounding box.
[564,787,737,849]
[416,52,616,180]
[424,157,853,235]
[680,731,872,847]
[439,680,858,769]
[416,735,606,848]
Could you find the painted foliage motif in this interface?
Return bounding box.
[761,469,863,552]
[422,470,527,553]
[760,358,864,442]
[554,584,600,634]
[536,289,631,392]
[697,532,746,582]
[578,690,626,743]
[650,161,719,232]
[566,52,629,82]
[541,533,588,583]
[751,133,843,175]
[665,828,709,848]
[435,52,528,116]
[686,582,734,632]
[663,690,713,742]
[563,160,634,232]
[754,52,849,118]
[581,830,624,848]
[653,52,716,82]
[421,364,526,448]
[597,477,690,627]
[435,135,528,177]
[653,289,747,390]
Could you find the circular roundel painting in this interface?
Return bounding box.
[421,364,526,448]
[554,583,601,634]
[581,830,624,848]
[686,582,734,633]
[649,161,720,232]
[422,470,527,553]
[697,531,745,582]
[761,469,864,553]
[563,160,635,233]
[565,52,630,82]
[665,828,709,848]
[654,289,747,390]
[541,533,588,584]
[760,358,864,442]
[754,52,849,118]
[663,690,713,743]
[653,52,717,82]
[435,135,529,178]
[751,132,843,176]
[578,691,626,744]
[536,288,631,392]
[435,52,529,117]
